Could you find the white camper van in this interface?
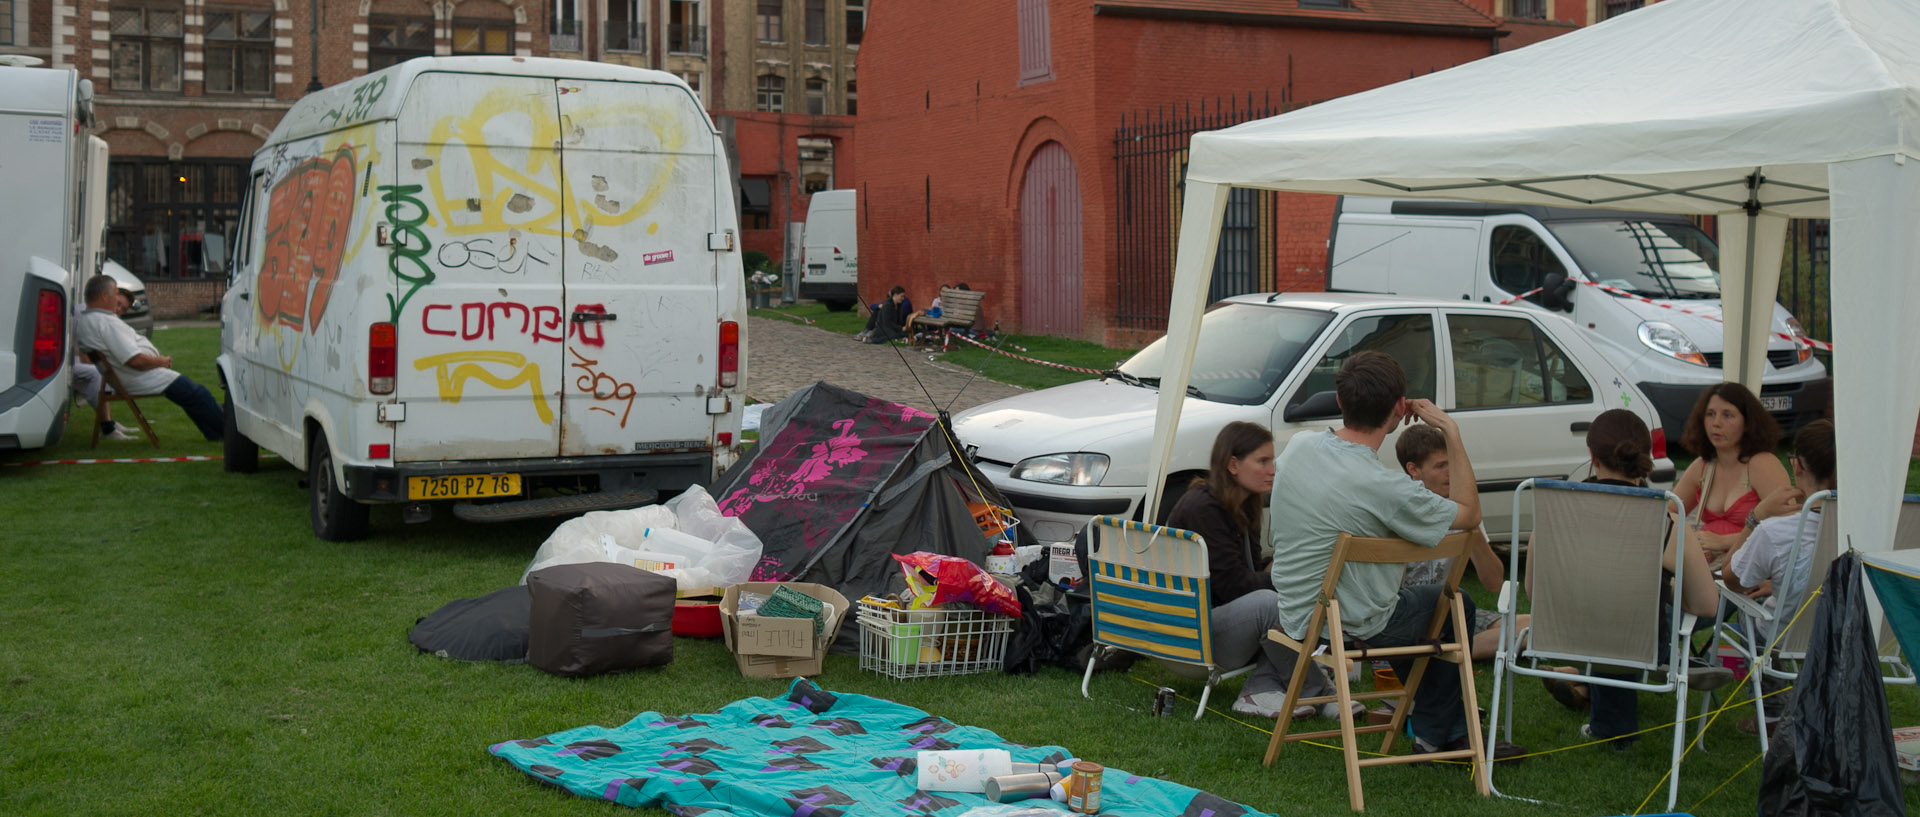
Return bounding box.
[1329,197,1829,439]
[218,58,748,540]
[0,66,96,451]
[799,189,857,309]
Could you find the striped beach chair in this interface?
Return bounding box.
[1078,515,1253,721]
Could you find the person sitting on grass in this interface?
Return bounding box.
[1723,418,1836,735]
[1536,408,1728,748]
[856,286,913,344]
[73,274,223,442]
[1394,423,1522,660]
[1163,421,1347,722]
[1267,350,1524,760]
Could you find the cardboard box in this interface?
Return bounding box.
[1895,725,1920,772]
[720,582,850,679]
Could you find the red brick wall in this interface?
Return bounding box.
[148,280,228,320]
[858,1,1497,343]
[727,112,858,267]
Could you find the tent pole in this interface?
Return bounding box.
[1142,180,1230,524]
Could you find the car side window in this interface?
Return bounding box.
[1488,225,1567,300]
[1449,314,1592,409]
[1290,313,1437,407]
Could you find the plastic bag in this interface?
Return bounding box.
[522,486,764,589]
[892,552,1022,618]
[1757,552,1907,817]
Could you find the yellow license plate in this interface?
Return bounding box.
[408,473,521,500]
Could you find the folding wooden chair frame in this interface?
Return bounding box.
[1263,529,1488,812]
[1489,479,1694,811]
[85,350,160,450]
[1079,515,1254,721]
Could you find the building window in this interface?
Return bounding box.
[676,70,701,94]
[803,0,825,44]
[845,79,856,116]
[550,0,581,51]
[453,19,513,54]
[1603,0,1639,18]
[756,0,782,42]
[803,78,826,115]
[0,1,14,46]
[739,177,773,230]
[1506,0,1547,18]
[110,6,184,93]
[106,159,248,280]
[1017,0,1050,85]
[798,137,833,194]
[606,0,645,52]
[668,0,705,54]
[369,16,433,70]
[845,0,863,46]
[756,74,784,112]
[205,9,274,95]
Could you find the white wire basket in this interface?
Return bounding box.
[857,600,1014,679]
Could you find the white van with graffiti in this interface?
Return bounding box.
[218,58,747,540]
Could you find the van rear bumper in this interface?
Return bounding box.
[1638,376,1831,441]
[341,451,714,503]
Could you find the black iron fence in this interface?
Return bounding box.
[1780,218,1831,367]
[1113,93,1284,330]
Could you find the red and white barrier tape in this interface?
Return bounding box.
[4,454,231,467]
[1496,280,1833,352]
[950,332,1106,375]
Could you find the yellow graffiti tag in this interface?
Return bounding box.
[422,87,687,238]
[413,350,555,425]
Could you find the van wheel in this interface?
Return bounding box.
[222,393,258,474]
[825,300,856,312]
[309,432,370,541]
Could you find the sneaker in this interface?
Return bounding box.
[1543,676,1590,711]
[1686,663,1737,692]
[1736,715,1782,736]
[1317,700,1369,720]
[102,426,137,441]
[1231,692,1316,720]
[1580,723,1637,752]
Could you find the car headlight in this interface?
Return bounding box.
[1784,317,1813,363]
[1009,452,1110,486]
[1637,321,1707,366]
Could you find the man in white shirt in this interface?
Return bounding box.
[72,274,223,441]
[1270,350,1521,759]
[1726,420,1836,624]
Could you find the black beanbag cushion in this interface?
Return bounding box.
[409,584,532,662]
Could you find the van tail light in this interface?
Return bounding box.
[30,290,65,380]
[718,320,739,388]
[369,322,396,395]
[1650,427,1668,461]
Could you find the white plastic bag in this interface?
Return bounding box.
[521,486,763,590]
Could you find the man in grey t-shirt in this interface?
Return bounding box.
[72,274,223,442]
[1270,350,1516,757]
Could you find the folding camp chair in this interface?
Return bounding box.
[1708,492,1920,752]
[83,350,160,450]
[1488,480,1695,811]
[1863,538,1920,690]
[1264,529,1489,812]
[1080,515,1254,721]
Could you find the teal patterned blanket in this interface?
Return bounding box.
[490,679,1273,816]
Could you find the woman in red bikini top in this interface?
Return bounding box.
[1672,383,1790,565]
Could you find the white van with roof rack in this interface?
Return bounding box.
[1329,196,1829,440]
[218,57,746,540]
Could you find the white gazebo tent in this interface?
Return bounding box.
[1147,0,1920,571]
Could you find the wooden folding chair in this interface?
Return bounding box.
[1264,529,1488,811]
[85,350,160,449]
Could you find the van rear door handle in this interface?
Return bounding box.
[571,311,616,323]
[1570,421,1591,432]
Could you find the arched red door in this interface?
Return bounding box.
[1019,142,1083,335]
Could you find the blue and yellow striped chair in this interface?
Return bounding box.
[1077,515,1254,721]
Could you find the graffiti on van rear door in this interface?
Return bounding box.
[257,147,357,333]
[379,183,435,324]
[412,350,555,425]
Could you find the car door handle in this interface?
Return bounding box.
[571,311,616,323]
[1570,421,1591,432]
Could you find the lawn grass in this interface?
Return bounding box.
[3,327,1918,816]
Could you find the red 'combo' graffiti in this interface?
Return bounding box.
[421,301,610,346]
[257,147,358,332]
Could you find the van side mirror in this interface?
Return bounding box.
[1541,272,1575,312]
[1283,390,1341,423]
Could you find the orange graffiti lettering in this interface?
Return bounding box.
[258,147,357,332]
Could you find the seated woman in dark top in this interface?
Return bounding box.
[857,285,913,343]
[1164,421,1349,720]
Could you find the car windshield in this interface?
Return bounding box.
[1548,219,1721,299]
[1115,303,1332,405]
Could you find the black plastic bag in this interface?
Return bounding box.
[1002,581,1093,674]
[1757,552,1907,816]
